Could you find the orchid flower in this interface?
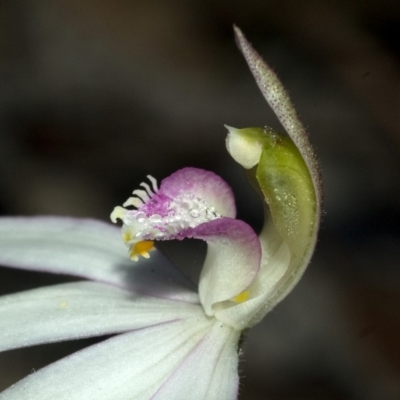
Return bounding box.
[0,27,321,400]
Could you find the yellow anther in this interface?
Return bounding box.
[233,291,250,303]
[129,240,155,261]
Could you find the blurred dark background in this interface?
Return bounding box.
[1,1,400,399]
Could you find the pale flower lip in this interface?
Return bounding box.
[110,167,262,320]
[0,27,321,400]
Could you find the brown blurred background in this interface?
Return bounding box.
[1,1,400,399]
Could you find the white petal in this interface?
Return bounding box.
[0,319,239,400]
[0,217,198,303]
[151,321,240,400]
[206,324,240,400]
[0,281,205,352]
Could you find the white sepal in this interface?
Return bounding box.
[0,281,204,352]
[0,217,197,303]
[0,319,239,400]
[151,321,240,400]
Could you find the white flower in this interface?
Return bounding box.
[0,28,321,400]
